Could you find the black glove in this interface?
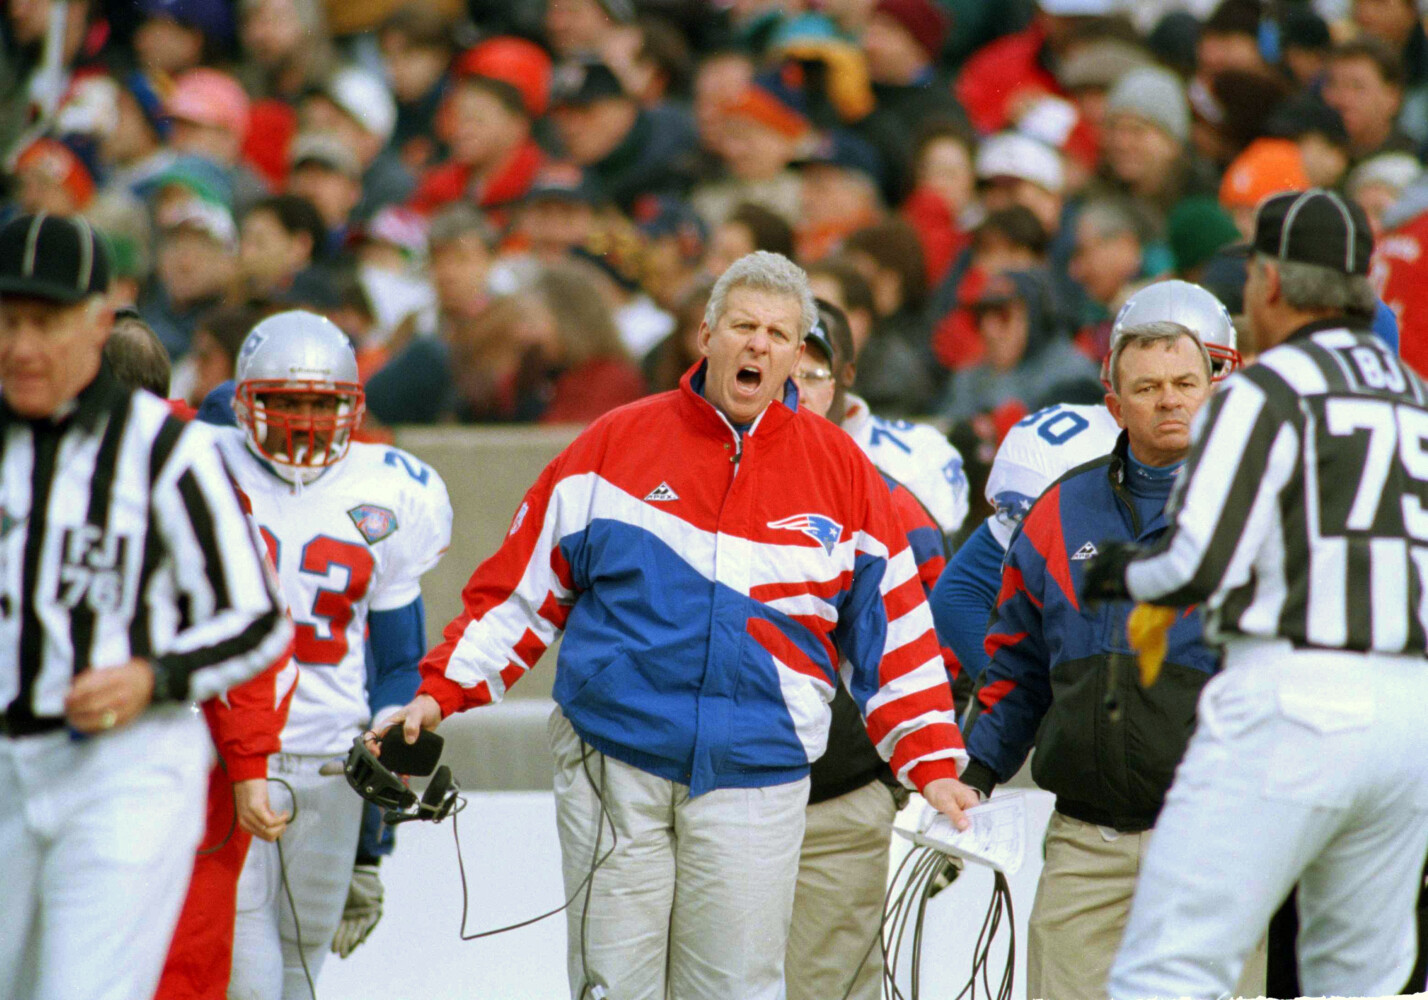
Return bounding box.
[1078,541,1139,605]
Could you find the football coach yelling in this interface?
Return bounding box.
[0,213,291,1000]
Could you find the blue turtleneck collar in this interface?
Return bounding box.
[1124,447,1183,500]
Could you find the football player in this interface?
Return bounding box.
[218,311,452,1000]
[931,280,1240,691]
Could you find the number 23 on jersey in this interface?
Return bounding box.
[258,528,373,666]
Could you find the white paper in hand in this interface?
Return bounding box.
[898,791,1027,875]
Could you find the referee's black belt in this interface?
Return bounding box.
[0,711,67,738]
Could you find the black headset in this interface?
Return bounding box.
[343,733,461,825]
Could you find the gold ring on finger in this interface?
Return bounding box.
[99,709,117,730]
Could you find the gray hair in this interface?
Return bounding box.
[1258,255,1379,319]
[1079,196,1158,245]
[1109,320,1211,394]
[428,203,495,250]
[704,251,817,340]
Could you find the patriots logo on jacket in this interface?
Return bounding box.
[993,491,1036,526]
[768,513,843,555]
[348,504,398,544]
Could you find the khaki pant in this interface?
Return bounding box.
[1030,811,1266,1000]
[548,707,809,1000]
[785,779,899,1000]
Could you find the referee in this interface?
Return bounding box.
[1081,189,1428,998]
[0,214,292,1000]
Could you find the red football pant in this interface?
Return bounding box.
[153,765,254,1000]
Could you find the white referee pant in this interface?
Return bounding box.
[0,704,210,1000]
[1110,638,1428,999]
[228,752,364,1000]
[549,707,809,1000]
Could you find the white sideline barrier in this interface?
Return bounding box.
[438,698,559,792]
[315,789,1058,1000]
[320,791,569,1000]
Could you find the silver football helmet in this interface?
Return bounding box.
[1108,279,1241,383]
[233,310,365,483]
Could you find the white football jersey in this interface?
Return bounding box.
[985,403,1121,549]
[216,431,453,755]
[842,394,969,537]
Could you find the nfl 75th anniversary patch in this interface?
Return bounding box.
[348,504,398,544]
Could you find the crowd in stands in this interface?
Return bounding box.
[4,0,1425,476]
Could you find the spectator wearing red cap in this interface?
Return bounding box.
[550,56,698,212]
[863,0,969,147]
[300,65,414,222]
[166,67,271,213]
[410,39,551,223]
[377,4,459,173]
[14,137,98,217]
[691,84,808,229]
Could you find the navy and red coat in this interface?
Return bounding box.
[961,435,1221,832]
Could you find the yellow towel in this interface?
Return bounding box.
[1127,604,1179,687]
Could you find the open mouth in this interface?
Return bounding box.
[736,365,763,392]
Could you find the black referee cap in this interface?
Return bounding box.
[0,213,111,304]
[1231,188,1374,276]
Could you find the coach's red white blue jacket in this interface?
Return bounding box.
[418,362,967,795]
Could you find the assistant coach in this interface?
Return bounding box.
[0,213,292,1000]
[383,251,978,1000]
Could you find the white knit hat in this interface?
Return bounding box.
[975,132,1066,195]
[322,66,397,145]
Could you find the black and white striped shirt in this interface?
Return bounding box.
[1126,319,1428,655]
[0,362,292,734]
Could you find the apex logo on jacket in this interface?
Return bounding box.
[1071,541,1098,561]
[767,513,843,555]
[644,482,679,502]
